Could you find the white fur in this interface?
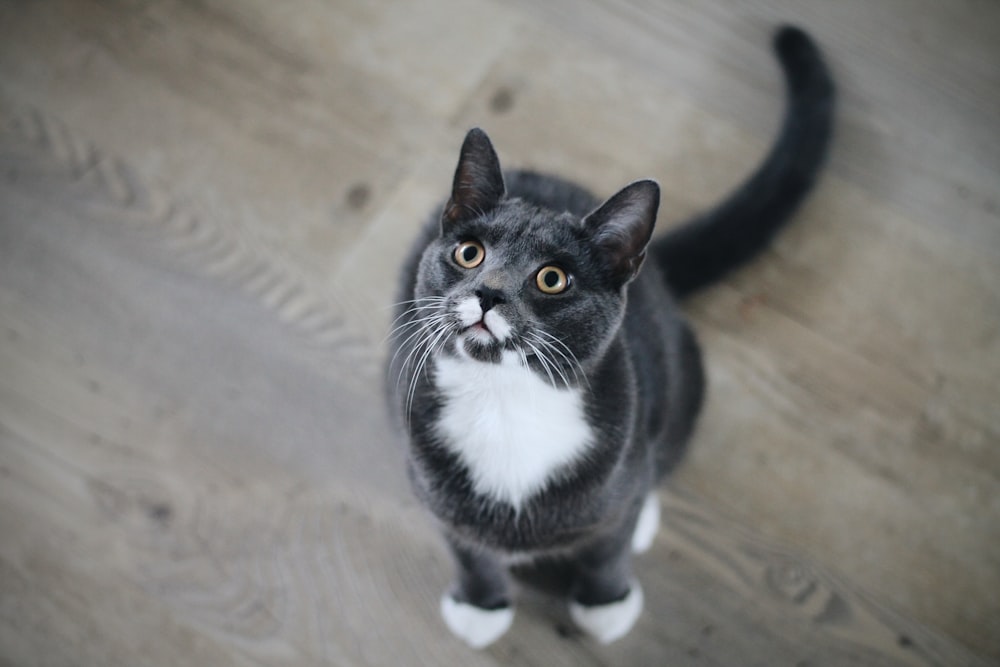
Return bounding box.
[455,297,484,327]
[454,296,513,342]
[434,353,593,508]
[631,492,660,554]
[440,595,514,648]
[569,579,644,644]
[483,309,512,340]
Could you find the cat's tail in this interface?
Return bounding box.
[651,25,835,298]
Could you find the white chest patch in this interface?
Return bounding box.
[433,353,593,508]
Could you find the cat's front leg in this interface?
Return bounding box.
[569,531,644,644]
[440,537,514,648]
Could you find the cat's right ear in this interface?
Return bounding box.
[583,179,660,287]
[442,128,506,230]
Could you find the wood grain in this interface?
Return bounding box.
[0,0,997,664]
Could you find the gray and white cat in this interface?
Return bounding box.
[387,26,833,647]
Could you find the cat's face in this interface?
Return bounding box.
[413,199,626,374]
[397,129,659,386]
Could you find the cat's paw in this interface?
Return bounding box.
[569,579,644,644]
[440,595,514,648]
[631,492,660,554]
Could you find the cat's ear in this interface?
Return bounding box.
[583,180,660,286]
[442,128,506,229]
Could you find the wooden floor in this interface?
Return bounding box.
[1,1,997,665]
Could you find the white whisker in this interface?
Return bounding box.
[389,314,449,379]
[521,337,559,388]
[406,322,454,420]
[385,297,448,334]
[536,338,572,389]
[532,330,589,390]
[384,296,448,312]
[386,311,449,342]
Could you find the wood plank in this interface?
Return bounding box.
[0,0,515,287]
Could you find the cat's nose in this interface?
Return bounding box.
[475,286,506,312]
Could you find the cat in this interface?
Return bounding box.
[386,25,834,647]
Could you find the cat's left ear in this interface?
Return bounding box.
[442,128,506,229]
[583,180,660,286]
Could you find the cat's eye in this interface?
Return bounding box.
[536,266,569,294]
[454,240,485,269]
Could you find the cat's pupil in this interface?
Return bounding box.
[463,247,477,262]
[543,271,558,287]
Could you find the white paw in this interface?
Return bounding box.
[440,595,514,648]
[631,492,660,554]
[569,579,644,644]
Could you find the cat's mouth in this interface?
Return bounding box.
[461,320,497,342]
[449,298,516,363]
[454,320,508,364]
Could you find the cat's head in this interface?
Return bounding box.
[402,128,659,384]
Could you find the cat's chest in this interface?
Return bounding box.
[432,354,593,508]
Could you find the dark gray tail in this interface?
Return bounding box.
[652,26,835,298]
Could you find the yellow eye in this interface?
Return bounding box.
[536,266,569,294]
[454,240,485,269]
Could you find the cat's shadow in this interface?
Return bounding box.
[510,558,576,597]
[509,558,588,638]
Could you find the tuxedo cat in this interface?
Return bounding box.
[387,26,833,647]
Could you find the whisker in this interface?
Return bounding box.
[385,298,448,332]
[536,338,572,388]
[395,318,447,391]
[386,311,449,342]
[383,296,448,312]
[521,337,558,388]
[386,298,449,370]
[406,323,454,420]
[389,315,449,376]
[517,345,530,371]
[533,330,589,390]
